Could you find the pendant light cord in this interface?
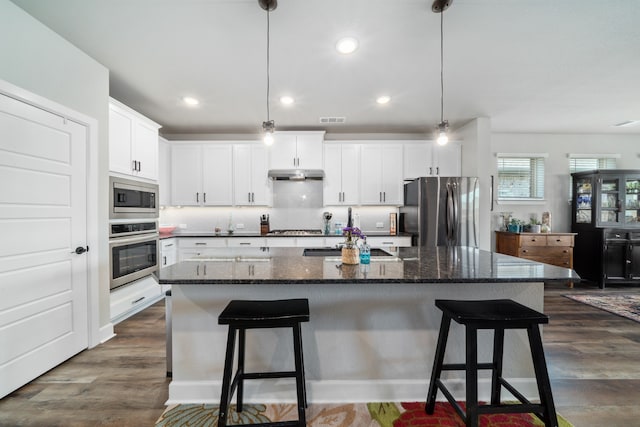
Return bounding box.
[439,10,444,123]
[266,10,271,123]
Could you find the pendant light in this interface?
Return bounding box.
[433,0,452,145]
[260,0,277,145]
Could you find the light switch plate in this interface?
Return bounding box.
[376,222,384,228]
[179,224,187,229]
[236,223,245,229]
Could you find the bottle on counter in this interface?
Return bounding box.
[359,238,370,264]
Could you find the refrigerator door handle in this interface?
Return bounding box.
[445,182,455,243]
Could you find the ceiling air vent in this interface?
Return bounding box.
[319,117,346,124]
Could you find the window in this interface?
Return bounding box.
[568,155,618,197]
[497,155,545,200]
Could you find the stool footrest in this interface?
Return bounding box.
[243,371,297,380]
[442,362,495,371]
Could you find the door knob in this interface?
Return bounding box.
[73,246,89,254]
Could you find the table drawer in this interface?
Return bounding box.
[519,235,547,246]
[547,235,574,247]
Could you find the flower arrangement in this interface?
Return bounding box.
[342,226,365,248]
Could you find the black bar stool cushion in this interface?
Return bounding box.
[218,298,310,326]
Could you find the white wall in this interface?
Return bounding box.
[490,133,640,236]
[0,0,111,328]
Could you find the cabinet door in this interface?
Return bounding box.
[133,121,158,180]
[381,144,403,205]
[202,145,233,206]
[623,176,640,226]
[627,242,640,279]
[603,241,626,280]
[341,144,360,205]
[233,144,253,205]
[403,143,432,179]
[250,145,270,205]
[158,138,171,206]
[360,145,384,204]
[323,144,343,205]
[171,144,202,206]
[433,142,461,177]
[108,105,133,175]
[295,133,323,169]
[269,133,298,169]
[597,175,622,226]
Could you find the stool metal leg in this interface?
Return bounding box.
[294,322,308,408]
[237,328,246,412]
[425,314,452,414]
[219,326,237,427]
[527,325,559,427]
[465,326,479,427]
[292,323,307,426]
[490,327,505,405]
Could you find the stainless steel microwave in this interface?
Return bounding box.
[109,176,159,219]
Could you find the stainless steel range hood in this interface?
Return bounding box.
[268,169,324,181]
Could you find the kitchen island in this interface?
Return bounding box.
[157,246,578,405]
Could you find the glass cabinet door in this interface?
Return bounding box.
[624,177,640,225]
[575,178,593,224]
[598,176,621,225]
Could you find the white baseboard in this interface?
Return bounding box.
[166,378,540,405]
[98,323,115,344]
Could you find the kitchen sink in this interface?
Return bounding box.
[302,248,393,257]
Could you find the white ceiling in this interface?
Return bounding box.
[10,0,640,137]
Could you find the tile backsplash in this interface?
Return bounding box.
[160,205,398,234]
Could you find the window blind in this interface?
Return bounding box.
[569,157,617,173]
[497,157,545,199]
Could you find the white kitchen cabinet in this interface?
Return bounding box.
[110,275,163,323]
[233,144,270,206]
[403,141,461,179]
[178,237,227,261]
[366,236,411,247]
[359,143,403,205]
[159,137,171,206]
[108,98,161,181]
[324,143,360,205]
[171,143,233,206]
[268,131,324,170]
[227,237,267,247]
[266,237,298,247]
[161,238,177,268]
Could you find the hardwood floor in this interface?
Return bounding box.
[0,282,639,426]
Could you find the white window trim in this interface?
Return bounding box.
[496,152,549,158]
[567,153,621,159]
[496,153,547,201]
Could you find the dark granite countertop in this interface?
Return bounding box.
[160,231,410,240]
[156,246,579,285]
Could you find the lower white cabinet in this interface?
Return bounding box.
[178,238,227,261]
[110,275,163,323]
[227,237,267,247]
[366,236,412,247]
[161,238,177,268]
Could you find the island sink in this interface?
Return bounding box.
[302,247,393,257]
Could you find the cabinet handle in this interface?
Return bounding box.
[240,242,251,246]
[531,238,537,242]
[383,192,386,202]
[251,192,255,203]
[165,243,174,247]
[195,242,207,246]
[627,259,632,264]
[203,193,207,203]
[436,166,439,175]
[163,256,167,265]
[379,192,382,202]
[196,192,199,202]
[138,161,142,172]
[132,296,145,305]
[382,241,393,245]
[429,167,433,175]
[132,160,137,172]
[248,192,251,202]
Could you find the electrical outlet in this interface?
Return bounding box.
[179,224,187,229]
[376,222,384,228]
[236,223,245,229]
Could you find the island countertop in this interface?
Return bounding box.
[156,246,579,285]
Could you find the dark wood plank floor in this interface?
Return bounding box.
[0,282,638,426]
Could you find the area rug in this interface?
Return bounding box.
[564,293,640,323]
[156,402,574,426]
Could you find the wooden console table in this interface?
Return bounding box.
[495,231,576,269]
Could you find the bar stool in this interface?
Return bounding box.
[217,299,309,427]
[425,299,558,427]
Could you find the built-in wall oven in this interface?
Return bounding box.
[109,219,159,290]
[109,176,159,220]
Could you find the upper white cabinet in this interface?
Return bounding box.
[158,136,171,206]
[269,131,325,170]
[233,143,270,206]
[403,141,461,179]
[108,98,161,181]
[323,143,360,205]
[360,143,404,205]
[171,143,233,206]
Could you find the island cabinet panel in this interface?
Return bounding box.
[495,231,575,269]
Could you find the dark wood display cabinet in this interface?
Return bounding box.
[571,169,640,288]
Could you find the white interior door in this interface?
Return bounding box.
[0,93,89,399]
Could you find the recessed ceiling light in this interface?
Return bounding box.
[336,37,359,54]
[182,96,199,106]
[613,120,639,127]
[376,95,391,105]
[280,96,294,105]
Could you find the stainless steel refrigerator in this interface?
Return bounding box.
[400,177,479,247]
